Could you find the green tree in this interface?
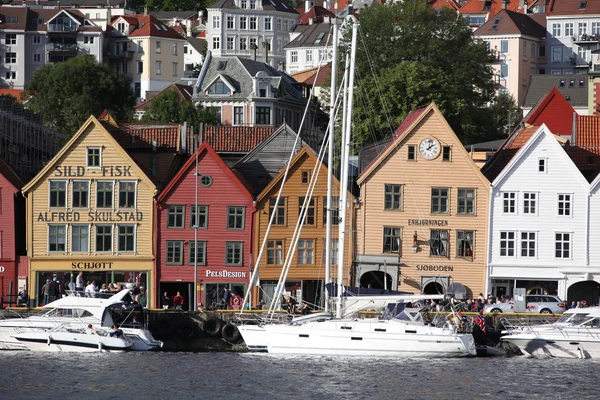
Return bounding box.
[141,87,217,127]
[344,0,495,147]
[23,55,135,135]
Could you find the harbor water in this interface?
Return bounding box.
[0,352,598,399]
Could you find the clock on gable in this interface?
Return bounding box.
[419,137,440,160]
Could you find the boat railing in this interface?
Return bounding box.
[64,290,115,299]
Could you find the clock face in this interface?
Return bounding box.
[419,138,440,160]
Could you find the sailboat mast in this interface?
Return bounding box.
[336,17,358,319]
[325,19,338,313]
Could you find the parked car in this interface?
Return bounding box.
[483,295,566,314]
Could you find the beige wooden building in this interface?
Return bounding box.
[22,116,157,306]
[356,103,490,299]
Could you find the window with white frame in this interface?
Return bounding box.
[172,43,177,55]
[555,232,571,258]
[531,43,536,57]
[239,37,247,50]
[565,22,574,37]
[503,192,516,214]
[558,194,572,216]
[233,106,244,125]
[250,0,256,8]
[593,22,600,35]
[226,241,243,265]
[520,231,536,257]
[49,225,66,252]
[34,53,41,63]
[578,46,589,62]
[250,16,257,30]
[117,225,135,252]
[297,239,314,264]
[49,181,66,208]
[264,17,272,31]
[71,225,89,253]
[578,22,587,36]
[33,35,41,44]
[156,61,162,75]
[249,38,257,49]
[500,231,516,256]
[213,16,220,29]
[172,62,178,76]
[72,181,89,208]
[500,40,508,53]
[306,50,313,63]
[501,62,508,78]
[552,23,561,37]
[227,16,234,29]
[241,0,247,8]
[5,33,16,45]
[95,225,113,252]
[156,41,161,53]
[5,52,16,64]
[240,17,247,30]
[523,192,536,214]
[227,37,234,50]
[189,240,206,265]
[291,51,298,63]
[213,37,220,50]
[277,18,281,31]
[5,71,16,80]
[538,158,547,173]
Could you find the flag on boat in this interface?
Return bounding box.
[475,312,487,334]
[457,311,463,320]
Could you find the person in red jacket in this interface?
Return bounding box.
[173,292,185,310]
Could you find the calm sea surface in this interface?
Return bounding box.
[0,351,596,400]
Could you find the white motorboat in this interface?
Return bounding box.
[11,322,134,352]
[501,307,600,358]
[0,289,162,351]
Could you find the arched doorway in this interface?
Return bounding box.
[359,271,393,290]
[567,281,600,306]
[423,282,445,295]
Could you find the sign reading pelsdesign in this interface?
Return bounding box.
[205,270,247,278]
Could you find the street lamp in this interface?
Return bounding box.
[193,147,202,311]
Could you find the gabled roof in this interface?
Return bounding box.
[150,11,199,21]
[291,63,332,86]
[187,36,207,54]
[22,116,157,193]
[357,103,489,187]
[524,75,588,109]
[209,0,299,14]
[158,141,253,202]
[134,84,193,111]
[202,125,277,154]
[427,0,460,11]
[459,0,522,16]
[0,155,23,191]
[474,9,546,37]
[109,14,184,40]
[549,0,600,16]
[255,145,345,202]
[233,123,305,195]
[524,87,576,135]
[492,124,588,188]
[287,22,333,48]
[296,5,335,24]
[576,114,600,147]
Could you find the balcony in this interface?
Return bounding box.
[46,42,79,52]
[573,34,600,44]
[570,56,592,69]
[106,49,133,59]
[489,50,506,63]
[47,24,78,33]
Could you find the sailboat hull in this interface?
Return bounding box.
[265,319,476,357]
[237,325,268,352]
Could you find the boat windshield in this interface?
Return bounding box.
[556,313,590,325]
[44,308,95,318]
[392,308,425,324]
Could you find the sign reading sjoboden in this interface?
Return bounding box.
[23,116,158,306]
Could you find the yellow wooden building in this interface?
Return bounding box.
[22,116,157,306]
[356,103,490,299]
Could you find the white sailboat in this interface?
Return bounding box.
[239,14,476,357]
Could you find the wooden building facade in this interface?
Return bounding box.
[22,116,158,306]
[356,103,490,299]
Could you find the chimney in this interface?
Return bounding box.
[144,6,148,16]
[263,41,269,64]
[309,17,313,25]
[186,20,192,37]
[199,10,204,22]
[501,0,508,9]
[305,0,313,12]
[106,7,112,29]
[323,0,329,9]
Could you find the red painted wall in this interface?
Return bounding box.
[0,176,23,304]
[156,147,254,306]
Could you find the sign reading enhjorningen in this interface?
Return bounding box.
[408,219,449,226]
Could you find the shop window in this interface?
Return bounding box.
[72,181,89,208]
[227,206,245,229]
[267,240,283,264]
[429,230,449,256]
[299,197,315,225]
[269,197,286,225]
[189,240,206,265]
[118,181,136,208]
[383,227,400,253]
[190,205,208,228]
[457,189,475,214]
[95,225,113,252]
[297,239,314,264]
[118,225,135,252]
[48,224,66,252]
[87,147,101,168]
[384,184,402,210]
[167,205,185,228]
[96,181,113,209]
[71,225,89,253]
[166,240,183,264]
[226,241,243,265]
[49,180,66,208]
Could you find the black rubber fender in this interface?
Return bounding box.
[221,323,242,343]
[204,317,224,337]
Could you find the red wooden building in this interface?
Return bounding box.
[155,142,255,310]
[0,157,26,306]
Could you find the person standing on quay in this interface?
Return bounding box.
[41,279,51,305]
[223,288,232,309]
[76,271,84,292]
[162,292,170,309]
[173,292,184,310]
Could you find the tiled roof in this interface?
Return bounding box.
[0,89,24,103]
[134,84,193,110]
[209,0,299,14]
[523,74,588,108]
[297,5,335,24]
[287,22,333,48]
[459,0,522,17]
[427,0,460,10]
[549,0,600,16]
[203,126,276,153]
[110,14,184,40]
[575,115,600,147]
[0,155,23,190]
[291,63,332,86]
[474,9,546,37]
[103,122,182,150]
[149,11,199,21]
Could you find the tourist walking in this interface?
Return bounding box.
[223,288,232,309]
[76,272,84,292]
[41,279,51,305]
[173,292,184,310]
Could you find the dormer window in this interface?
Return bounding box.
[117,22,125,33]
[208,78,232,95]
[241,0,247,8]
[580,1,587,9]
[483,0,492,10]
[250,0,256,8]
[259,88,267,97]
